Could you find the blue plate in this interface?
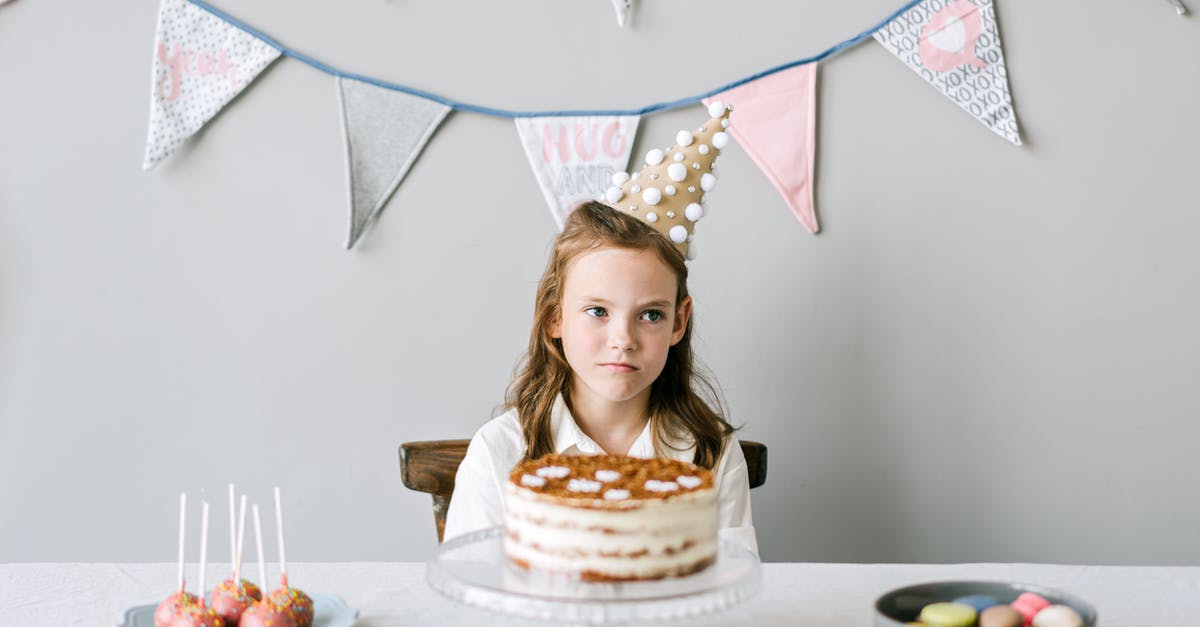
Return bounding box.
[118,592,357,627]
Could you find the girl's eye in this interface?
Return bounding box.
[585,306,607,318]
[641,310,665,322]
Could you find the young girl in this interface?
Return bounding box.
[444,107,756,554]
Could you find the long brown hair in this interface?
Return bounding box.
[505,201,734,469]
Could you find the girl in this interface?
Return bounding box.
[443,200,757,555]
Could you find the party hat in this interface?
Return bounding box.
[601,102,732,260]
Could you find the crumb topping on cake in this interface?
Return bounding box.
[508,454,714,499]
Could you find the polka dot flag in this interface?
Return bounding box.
[143,0,281,170]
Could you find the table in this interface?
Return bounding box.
[2,562,1198,625]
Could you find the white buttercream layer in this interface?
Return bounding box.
[503,483,718,579]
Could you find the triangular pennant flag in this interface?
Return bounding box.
[873,0,1022,145]
[515,115,640,229]
[703,63,820,234]
[143,0,281,170]
[611,0,633,28]
[336,77,452,249]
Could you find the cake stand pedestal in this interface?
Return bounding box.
[426,526,761,625]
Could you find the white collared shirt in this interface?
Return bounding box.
[443,395,758,555]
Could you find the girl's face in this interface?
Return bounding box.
[550,247,692,409]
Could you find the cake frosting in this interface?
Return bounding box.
[504,454,718,581]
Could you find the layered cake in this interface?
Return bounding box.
[503,454,718,581]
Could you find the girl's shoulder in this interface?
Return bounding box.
[715,432,748,473]
[466,406,524,466]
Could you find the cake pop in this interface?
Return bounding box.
[240,505,297,627]
[269,487,314,627]
[155,591,199,627]
[268,587,314,627]
[172,501,226,627]
[209,579,253,626]
[238,599,297,627]
[170,602,225,627]
[155,493,198,627]
[216,485,264,602]
[210,494,254,624]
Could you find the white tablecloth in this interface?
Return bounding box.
[2,562,1198,625]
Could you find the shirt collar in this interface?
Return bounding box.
[551,394,656,458]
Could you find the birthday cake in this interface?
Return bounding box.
[503,454,718,582]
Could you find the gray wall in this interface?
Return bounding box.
[2,0,1198,565]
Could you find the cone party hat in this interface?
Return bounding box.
[601,102,733,260]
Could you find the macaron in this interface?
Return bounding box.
[1031,604,1084,627]
[979,605,1024,627]
[953,593,1001,613]
[918,601,977,627]
[1011,592,1051,625]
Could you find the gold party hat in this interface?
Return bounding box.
[602,102,733,260]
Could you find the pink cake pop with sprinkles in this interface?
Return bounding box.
[216,484,263,602]
[172,501,224,627]
[240,503,297,627]
[267,487,314,627]
[171,602,224,627]
[155,493,199,627]
[209,493,254,624]
[239,599,296,627]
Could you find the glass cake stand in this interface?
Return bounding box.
[426,526,761,624]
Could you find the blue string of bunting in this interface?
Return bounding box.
[184,0,925,118]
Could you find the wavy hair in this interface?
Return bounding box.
[505,201,733,469]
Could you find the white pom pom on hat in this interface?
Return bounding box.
[601,104,732,260]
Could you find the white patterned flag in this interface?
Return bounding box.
[873,0,1021,145]
[336,78,451,249]
[143,0,281,169]
[703,63,820,234]
[515,115,640,229]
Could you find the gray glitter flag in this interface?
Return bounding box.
[336,77,451,249]
[873,0,1022,145]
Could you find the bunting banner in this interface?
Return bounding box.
[611,0,633,28]
[139,0,1033,249]
[336,77,451,249]
[143,0,281,170]
[515,116,641,229]
[873,0,1021,145]
[703,63,820,234]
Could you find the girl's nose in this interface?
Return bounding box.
[609,323,636,352]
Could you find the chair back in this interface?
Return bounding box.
[400,439,767,542]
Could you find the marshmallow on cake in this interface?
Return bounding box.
[503,454,718,581]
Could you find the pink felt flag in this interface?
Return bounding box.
[704,63,819,234]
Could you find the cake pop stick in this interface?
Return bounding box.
[228,484,237,571]
[179,504,224,627]
[270,487,314,627]
[176,492,187,594]
[155,493,199,627]
[234,494,248,583]
[210,494,256,624]
[253,504,267,587]
[273,486,288,587]
[197,501,210,599]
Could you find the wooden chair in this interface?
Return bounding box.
[399,439,767,542]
